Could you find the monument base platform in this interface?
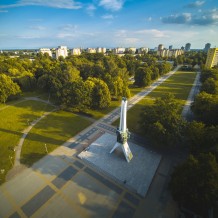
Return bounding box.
[78,133,161,197]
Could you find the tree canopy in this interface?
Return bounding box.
[140,94,186,146]
[170,153,218,216]
[0,74,21,103]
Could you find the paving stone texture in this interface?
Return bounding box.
[78,133,161,197]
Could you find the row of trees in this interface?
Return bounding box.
[0,53,173,111]
[138,67,218,216]
[134,62,172,87]
[192,68,218,125]
[169,51,207,68]
[172,67,218,216]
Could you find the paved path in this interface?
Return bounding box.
[0,96,55,112]
[5,97,57,179]
[182,71,201,120]
[0,99,27,111]
[14,109,57,167]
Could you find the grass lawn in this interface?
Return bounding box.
[113,71,197,135]
[0,100,54,184]
[21,111,92,166]
[129,84,144,97]
[84,100,120,120]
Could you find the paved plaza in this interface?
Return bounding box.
[0,143,141,218]
[78,133,161,197]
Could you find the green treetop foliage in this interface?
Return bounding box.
[185,121,218,154]
[170,153,218,216]
[0,74,21,103]
[201,78,218,94]
[192,92,218,125]
[134,67,152,87]
[200,68,218,83]
[87,77,111,109]
[140,94,186,146]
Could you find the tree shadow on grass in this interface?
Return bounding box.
[21,153,46,167]
[12,100,53,112]
[0,127,65,145]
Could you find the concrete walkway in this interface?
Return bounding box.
[14,109,57,167]
[4,97,58,179]
[182,71,201,120]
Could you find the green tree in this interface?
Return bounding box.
[170,153,218,216]
[88,77,111,109]
[134,67,152,87]
[140,94,186,145]
[201,78,218,94]
[191,92,218,125]
[0,74,21,103]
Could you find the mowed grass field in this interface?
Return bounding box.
[21,111,92,166]
[114,71,197,135]
[0,100,54,184]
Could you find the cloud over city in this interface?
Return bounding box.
[99,0,125,11]
[185,1,205,8]
[0,0,82,9]
[162,9,218,25]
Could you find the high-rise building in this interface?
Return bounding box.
[157,49,184,58]
[87,48,96,53]
[138,47,149,54]
[39,48,52,57]
[71,48,81,55]
[56,46,68,59]
[185,43,191,51]
[113,47,125,54]
[158,44,164,51]
[204,43,211,52]
[169,45,173,50]
[205,48,218,68]
[96,47,106,53]
[126,47,137,54]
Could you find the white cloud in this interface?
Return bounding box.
[162,9,218,25]
[0,10,8,12]
[86,4,96,16]
[0,0,82,9]
[17,35,41,39]
[29,25,46,30]
[185,1,205,8]
[101,14,114,19]
[161,13,192,24]
[61,24,78,31]
[99,0,125,11]
[136,29,169,38]
[115,29,127,37]
[56,33,76,38]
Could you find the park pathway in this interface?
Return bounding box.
[14,108,57,167]
[182,71,201,120]
[6,98,57,179]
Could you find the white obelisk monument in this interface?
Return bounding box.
[110,97,133,162]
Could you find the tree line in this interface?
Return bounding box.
[0,53,173,111]
[139,66,218,216]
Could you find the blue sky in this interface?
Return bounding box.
[0,0,218,49]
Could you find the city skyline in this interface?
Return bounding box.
[0,0,218,49]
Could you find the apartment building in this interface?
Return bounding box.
[56,46,68,59]
[205,48,218,68]
[39,48,52,57]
